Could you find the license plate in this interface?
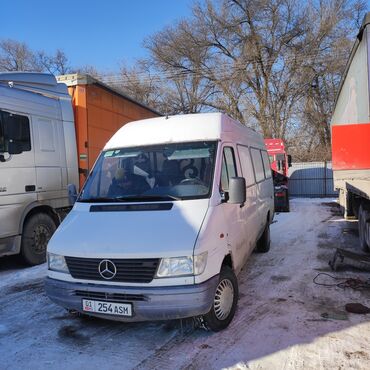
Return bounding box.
[82,299,132,317]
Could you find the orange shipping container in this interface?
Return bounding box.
[56,74,160,188]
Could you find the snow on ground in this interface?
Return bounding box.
[1,198,370,369]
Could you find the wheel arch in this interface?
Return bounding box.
[19,203,60,234]
[221,253,234,270]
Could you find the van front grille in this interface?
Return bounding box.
[65,257,159,283]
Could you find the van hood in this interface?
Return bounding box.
[48,199,209,258]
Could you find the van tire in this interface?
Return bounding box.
[202,266,238,332]
[20,213,57,266]
[255,220,271,253]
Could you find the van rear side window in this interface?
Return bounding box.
[261,150,272,179]
[0,110,31,153]
[250,148,265,183]
[237,145,255,186]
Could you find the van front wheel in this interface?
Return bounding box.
[21,213,57,266]
[202,266,238,332]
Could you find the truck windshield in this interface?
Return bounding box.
[78,141,217,202]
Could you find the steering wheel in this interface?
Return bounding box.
[180,177,206,186]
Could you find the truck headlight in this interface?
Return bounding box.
[156,252,207,278]
[47,253,69,274]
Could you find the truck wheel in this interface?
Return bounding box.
[202,266,238,332]
[21,213,57,266]
[358,204,370,252]
[284,192,290,212]
[255,220,271,253]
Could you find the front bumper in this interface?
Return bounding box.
[45,275,219,322]
[0,235,21,257]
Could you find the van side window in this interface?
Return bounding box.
[0,110,31,152]
[250,148,265,183]
[261,150,272,179]
[221,147,237,191]
[237,145,255,186]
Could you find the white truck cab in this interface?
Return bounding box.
[0,72,78,265]
[45,113,274,331]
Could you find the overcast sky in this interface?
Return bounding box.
[1,0,194,71]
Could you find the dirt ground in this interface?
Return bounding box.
[1,198,370,370]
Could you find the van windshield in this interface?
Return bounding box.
[78,141,217,202]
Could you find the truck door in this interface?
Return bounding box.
[0,110,37,238]
[32,116,64,200]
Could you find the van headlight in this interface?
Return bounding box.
[47,253,69,274]
[156,252,207,278]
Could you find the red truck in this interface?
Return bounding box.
[331,13,370,251]
[264,139,292,212]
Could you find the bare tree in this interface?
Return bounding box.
[0,39,73,76]
[50,49,71,75]
[294,0,367,160]
[110,0,366,160]
[112,60,164,109]
[144,19,218,115]
[71,64,103,79]
[0,39,41,72]
[143,0,312,135]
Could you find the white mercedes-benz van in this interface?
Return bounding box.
[45,113,274,331]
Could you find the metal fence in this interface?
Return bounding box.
[288,161,338,198]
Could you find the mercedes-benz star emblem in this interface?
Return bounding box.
[98,259,117,280]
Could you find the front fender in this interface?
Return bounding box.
[194,204,233,284]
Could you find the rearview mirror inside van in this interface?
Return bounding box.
[228,177,246,204]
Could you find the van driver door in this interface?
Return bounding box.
[219,144,249,273]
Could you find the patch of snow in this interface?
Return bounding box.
[0,263,47,289]
[0,324,8,335]
[1,198,370,370]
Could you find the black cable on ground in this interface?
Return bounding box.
[313,272,370,291]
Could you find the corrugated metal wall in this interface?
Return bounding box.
[288,162,338,197]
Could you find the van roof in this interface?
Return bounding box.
[0,72,70,98]
[104,112,262,150]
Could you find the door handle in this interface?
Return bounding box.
[25,185,36,192]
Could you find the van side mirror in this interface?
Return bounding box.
[228,177,246,205]
[8,141,23,155]
[288,155,292,167]
[68,184,78,205]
